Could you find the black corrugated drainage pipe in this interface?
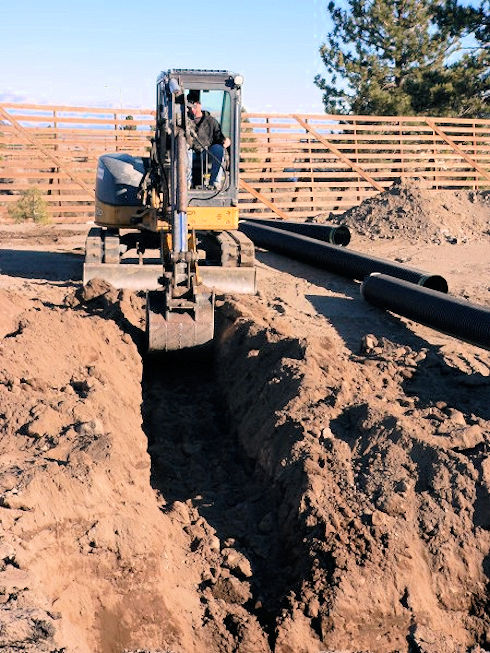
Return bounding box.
[242,218,351,246]
[361,273,490,350]
[240,221,448,292]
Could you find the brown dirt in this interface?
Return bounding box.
[319,179,490,245]
[0,186,489,653]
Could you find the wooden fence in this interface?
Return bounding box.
[1,103,489,222]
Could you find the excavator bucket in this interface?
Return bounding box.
[146,287,215,353]
[82,227,256,352]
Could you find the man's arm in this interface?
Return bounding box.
[210,116,230,148]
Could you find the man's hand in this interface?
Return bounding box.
[223,137,231,148]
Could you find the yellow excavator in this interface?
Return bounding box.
[83,69,255,351]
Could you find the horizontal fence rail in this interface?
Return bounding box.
[1,103,489,222]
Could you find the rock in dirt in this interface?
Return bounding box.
[221,548,253,578]
[211,576,252,605]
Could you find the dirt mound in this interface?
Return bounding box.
[216,289,490,652]
[0,223,86,245]
[327,179,490,244]
[0,285,207,652]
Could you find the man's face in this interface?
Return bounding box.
[189,101,202,118]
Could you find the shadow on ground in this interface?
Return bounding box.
[0,249,83,282]
[142,350,291,644]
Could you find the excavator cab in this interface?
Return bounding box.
[83,70,255,352]
[185,87,232,189]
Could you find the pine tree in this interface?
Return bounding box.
[426,0,490,116]
[8,187,50,224]
[315,0,489,116]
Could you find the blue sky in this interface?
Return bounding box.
[0,0,330,113]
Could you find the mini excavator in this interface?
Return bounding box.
[83,69,256,351]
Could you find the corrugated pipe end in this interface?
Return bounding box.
[361,272,448,296]
[417,274,448,293]
[331,225,351,247]
[360,273,490,350]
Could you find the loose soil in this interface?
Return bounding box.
[323,179,490,245]
[0,182,489,652]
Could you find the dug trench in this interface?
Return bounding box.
[1,269,489,653]
[143,348,288,652]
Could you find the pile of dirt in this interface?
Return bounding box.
[0,283,208,652]
[215,287,490,652]
[326,179,490,244]
[0,223,86,246]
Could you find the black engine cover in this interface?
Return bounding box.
[96,153,147,206]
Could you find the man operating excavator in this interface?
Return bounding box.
[187,91,231,189]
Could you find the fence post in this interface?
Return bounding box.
[354,118,360,203]
[48,109,56,197]
[306,117,314,208]
[473,121,478,191]
[54,109,62,208]
[399,119,405,178]
[431,122,438,190]
[266,117,274,199]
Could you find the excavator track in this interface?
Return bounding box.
[217,230,255,268]
[103,229,120,264]
[85,227,120,265]
[85,227,103,264]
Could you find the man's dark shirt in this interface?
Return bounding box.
[189,110,225,152]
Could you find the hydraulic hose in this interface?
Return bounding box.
[239,221,448,292]
[242,218,351,246]
[361,273,490,350]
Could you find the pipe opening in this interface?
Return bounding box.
[331,224,351,247]
[418,274,449,293]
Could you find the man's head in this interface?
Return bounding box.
[188,98,202,119]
